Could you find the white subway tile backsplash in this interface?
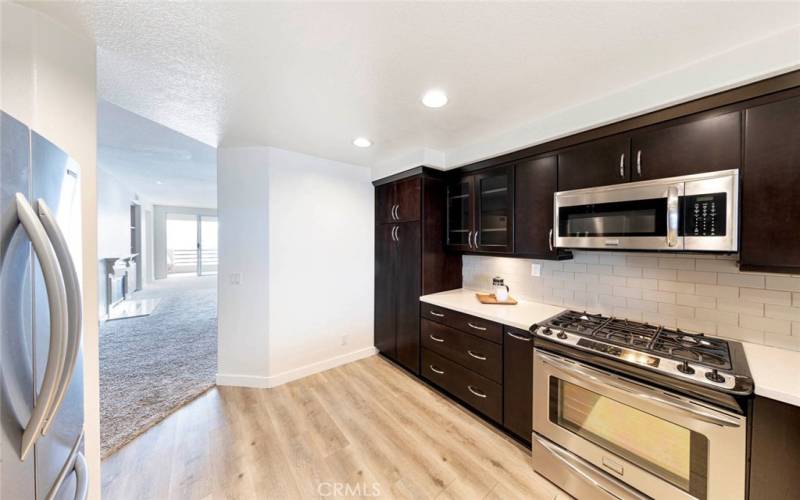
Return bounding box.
[765,275,800,292]
[740,314,792,334]
[658,257,695,270]
[718,272,765,289]
[462,251,800,351]
[643,268,677,280]
[740,287,792,305]
[643,289,676,304]
[677,270,717,285]
[676,293,716,309]
[694,284,739,299]
[765,304,800,322]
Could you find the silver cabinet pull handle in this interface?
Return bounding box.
[619,153,625,178]
[467,350,487,361]
[429,335,444,343]
[636,149,642,176]
[394,225,399,242]
[429,310,445,318]
[467,230,473,249]
[548,228,553,252]
[15,193,68,460]
[473,230,479,248]
[666,186,679,247]
[391,204,398,220]
[429,365,445,375]
[37,199,83,435]
[506,331,531,342]
[467,385,487,398]
[395,204,400,220]
[467,322,487,331]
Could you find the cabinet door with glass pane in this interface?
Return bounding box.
[446,176,474,251]
[475,165,514,253]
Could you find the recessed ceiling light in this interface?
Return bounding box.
[353,137,372,148]
[422,89,448,108]
[155,180,163,185]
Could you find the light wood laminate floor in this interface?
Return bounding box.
[102,355,568,500]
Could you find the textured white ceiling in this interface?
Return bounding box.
[98,100,216,208]
[28,2,800,169]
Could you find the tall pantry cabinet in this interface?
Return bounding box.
[374,168,462,374]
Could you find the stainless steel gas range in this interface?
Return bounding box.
[530,311,754,500]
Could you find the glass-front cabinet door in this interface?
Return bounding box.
[446,176,474,251]
[475,165,514,253]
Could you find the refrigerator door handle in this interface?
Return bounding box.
[15,193,69,460]
[73,451,89,500]
[36,199,83,435]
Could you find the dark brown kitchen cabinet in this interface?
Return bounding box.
[514,155,568,259]
[503,326,533,443]
[630,111,741,181]
[557,134,630,191]
[375,177,421,224]
[446,165,514,254]
[740,94,800,273]
[373,169,462,374]
[748,396,800,500]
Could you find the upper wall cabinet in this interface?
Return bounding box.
[446,165,514,254]
[630,111,741,181]
[515,155,563,259]
[557,134,630,191]
[740,94,800,273]
[375,177,420,224]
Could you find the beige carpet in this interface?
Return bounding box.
[99,275,217,457]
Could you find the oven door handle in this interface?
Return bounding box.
[533,434,649,500]
[537,351,742,428]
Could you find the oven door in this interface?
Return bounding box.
[532,349,746,500]
[554,180,683,251]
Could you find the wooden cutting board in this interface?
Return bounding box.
[475,293,518,305]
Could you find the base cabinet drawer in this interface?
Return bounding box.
[420,303,503,344]
[421,319,502,383]
[422,349,502,423]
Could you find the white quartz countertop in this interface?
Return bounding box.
[419,288,800,408]
[419,288,565,332]
[742,342,800,407]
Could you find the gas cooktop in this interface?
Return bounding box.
[531,310,753,393]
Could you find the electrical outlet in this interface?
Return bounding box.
[531,263,542,277]
[341,334,349,346]
[230,272,242,285]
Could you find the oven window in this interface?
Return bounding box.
[550,378,708,498]
[558,198,667,237]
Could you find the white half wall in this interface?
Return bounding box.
[216,146,374,388]
[1,3,101,498]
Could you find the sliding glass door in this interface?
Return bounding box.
[165,213,218,276]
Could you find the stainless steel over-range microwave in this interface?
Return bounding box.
[554,169,739,252]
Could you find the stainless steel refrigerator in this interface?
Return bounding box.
[2,111,87,499]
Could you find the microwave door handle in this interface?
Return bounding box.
[36,199,83,435]
[533,434,649,500]
[536,351,742,427]
[667,186,679,247]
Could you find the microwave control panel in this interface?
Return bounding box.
[684,193,726,237]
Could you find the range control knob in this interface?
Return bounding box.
[705,369,725,383]
[541,327,553,336]
[556,331,568,340]
[677,361,695,375]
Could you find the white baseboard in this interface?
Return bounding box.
[216,346,378,389]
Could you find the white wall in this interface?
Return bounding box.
[216,146,374,388]
[1,3,101,498]
[97,168,137,259]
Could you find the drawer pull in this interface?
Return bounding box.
[429,310,445,318]
[429,365,445,375]
[467,350,487,361]
[467,322,487,331]
[506,331,531,342]
[467,385,487,398]
[429,335,444,343]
